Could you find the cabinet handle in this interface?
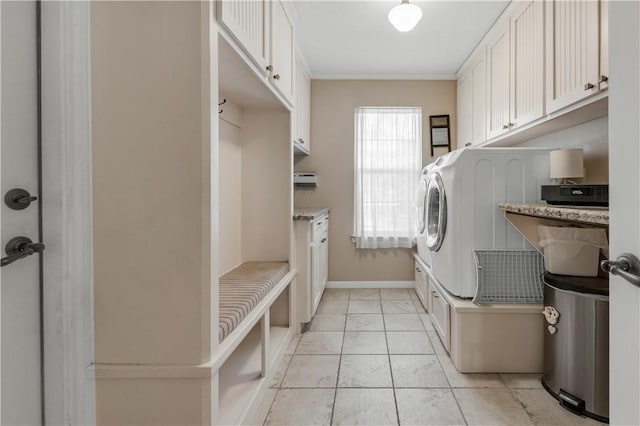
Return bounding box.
[266,65,273,72]
[431,290,439,298]
[273,74,280,80]
[584,82,595,90]
[321,238,327,243]
[416,267,422,272]
[598,75,609,83]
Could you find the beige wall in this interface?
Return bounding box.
[91,1,209,423]
[295,80,457,281]
[516,116,609,183]
[219,114,243,275]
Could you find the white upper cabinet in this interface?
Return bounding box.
[456,71,472,147]
[457,0,608,146]
[510,0,544,128]
[470,53,487,145]
[487,1,544,140]
[599,0,609,91]
[270,0,295,103]
[294,53,311,153]
[217,0,270,74]
[486,24,511,139]
[216,0,295,105]
[545,0,600,113]
[457,50,486,147]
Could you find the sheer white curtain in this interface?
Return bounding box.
[354,107,422,249]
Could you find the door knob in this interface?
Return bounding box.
[0,236,45,267]
[601,253,640,288]
[4,188,38,210]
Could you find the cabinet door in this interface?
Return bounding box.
[545,0,599,113]
[430,284,451,351]
[456,71,472,148]
[470,53,487,145]
[295,55,311,152]
[301,66,311,151]
[320,235,328,292]
[311,241,322,314]
[414,263,428,310]
[510,0,544,128]
[486,24,511,139]
[599,0,609,91]
[217,0,269,73]
[270,0,294,102]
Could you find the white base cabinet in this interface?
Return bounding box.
[414,255,543,373]
[295,213,329,324]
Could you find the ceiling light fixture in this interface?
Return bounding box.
[388,0,423,32]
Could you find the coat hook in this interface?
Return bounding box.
[218,98,227,114]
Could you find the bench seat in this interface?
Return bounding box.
[218,261,290,343]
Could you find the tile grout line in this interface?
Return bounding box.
[329,291,350,425]
[502,377,539,425]
[380,293,402,426]
[263,337,296,424]
[429,313,470,426]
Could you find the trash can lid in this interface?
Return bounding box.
[543,272,609,296]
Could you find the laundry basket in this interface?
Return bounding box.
[537,226,608,277]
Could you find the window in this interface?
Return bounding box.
[354,107,422,249]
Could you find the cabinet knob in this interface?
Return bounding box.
[416,267,422,272]
[273,74,280,80]
[502,124,509,130]
[508,122,514,128]
[598,75,609,83]
[321,238,327,243]
[298,138,304,143]
[266,65,273,72]
[584,82,595,90]
[465,143,471,147]
[431,290,439,299]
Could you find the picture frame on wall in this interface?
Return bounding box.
[430,114,451,156]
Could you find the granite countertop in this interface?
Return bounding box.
[499,203,609,225]
[293,207,330,221]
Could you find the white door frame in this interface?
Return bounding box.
[40,2,95,424]
[609,2,640,424]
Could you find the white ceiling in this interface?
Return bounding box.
[294,0,510,79]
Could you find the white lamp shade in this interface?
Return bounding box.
[549,149,585,179]
[388,1,423,32]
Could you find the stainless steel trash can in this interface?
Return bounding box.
[541,272,609,423]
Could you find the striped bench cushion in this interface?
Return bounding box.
[219,261,290,343]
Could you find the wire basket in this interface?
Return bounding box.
[472,249,545,304]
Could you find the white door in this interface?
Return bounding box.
[1,1,43,424]
[608,3,640,424]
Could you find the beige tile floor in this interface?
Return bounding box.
[255,289,604,426]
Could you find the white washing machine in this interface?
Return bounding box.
[425,147,552,298]
[415,164,434,267]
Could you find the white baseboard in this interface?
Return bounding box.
[326,281,415,289]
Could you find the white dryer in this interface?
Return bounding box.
[425,147,552,298]
[415,164,434,267]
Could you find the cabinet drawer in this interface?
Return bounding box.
[414,263,428,311]
[312,216,329,241]
[430,284,451,352]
